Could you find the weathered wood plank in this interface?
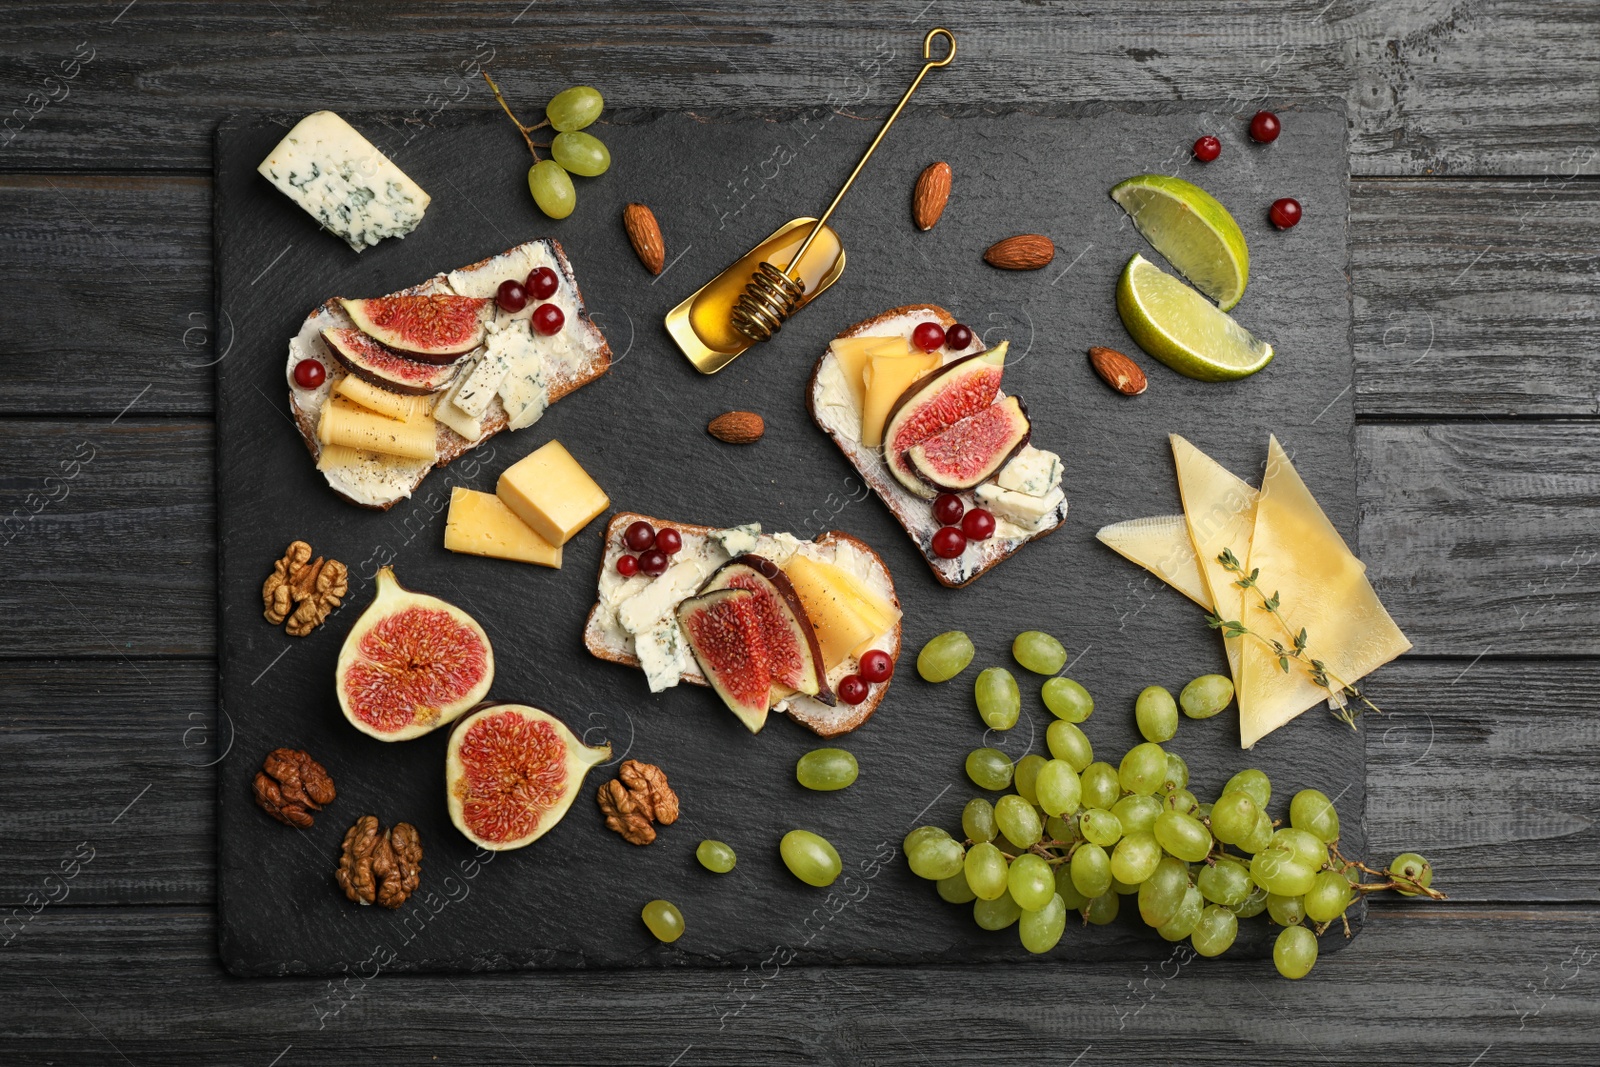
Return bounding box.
[3,906,1596,1063]
[0,2,1593,175]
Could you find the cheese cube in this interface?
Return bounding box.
[444,487,561,567]
[496,440,609,547]
[634,621,693,692]
[997,446,1063,497]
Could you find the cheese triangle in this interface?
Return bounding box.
[1095,515,1213,610]
[1236,436,1412,748]
[1169,435,1258,693]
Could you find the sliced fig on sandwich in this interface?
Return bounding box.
[677,588,773,733]
[340,295,489,363]
[702,555,835,706]
[881,342,1008,496]
[904,395,1032,497]
[321,327,461,395]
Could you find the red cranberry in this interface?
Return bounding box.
[292,359,326,389]
[912,321,946,352]
[931,526,968,559]
[944,323,974,350]
[837,674,869,705]
[961,508,996,541]
[496,279,528,312]
[639,548,669,577]
[857,649,893,684]
[1269,197,1303,230]
[933,493,966,526]
[1193,135,1221,162]
[655,527,682,555]
[526,266,559,300]
[531,303,565,336]
[1249,111,1281,143]
[615,554,639,577]
[623,520,656,551]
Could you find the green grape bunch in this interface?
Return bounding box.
[910,631,1447,975]
[483,74,611,218]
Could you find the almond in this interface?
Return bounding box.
[912,161,952,231]
[622,203,665,274]
[1088,346,1148,396]
[983,233,1055,270]
[707,411,764,445]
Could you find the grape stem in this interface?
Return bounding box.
[482,71,551,161]
[1329,841,1447,900]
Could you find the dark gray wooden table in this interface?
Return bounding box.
[2,2,1597,1063]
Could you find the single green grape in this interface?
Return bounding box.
[1109,830,1162,884]
[903,825,948,855]
[1157,885,1205,941]
[527,159,576,219]
[918,631,975,682]
[905,833,964,881]
[696,839,736,873]
[1110,875,1142,895]
[1224,768,1272,810]
[1084,891,1120,925]
[1008,853,1056,912]
[1239,808,1275,854]
[1179,673,1234,719]
[1118,741,1168,796]
[973,888,1022,930]
[1019,892,1067,954]
[1162,788,1200,816]
[1191,904,1239,957]
[550,130,610,176]
[641,899,684,943]
[545,85,604,131]
[1045,721,1093,771]
[975,667,1022,729]
[1069,842,1113,897]
[995,794,1043,850]
[1289,788,1341,843]
[1138,856,1190,928]
[1273,924,1318,979]
[781,830,843,887]
[1198,856,1252,908]
[1079,808,1123,848]
[1112,795,1162,836]
[1233,884,1269,918]
[1035,759,1082,818]
[962,798,997,843]
[1013,753,1047,806]
[1135,685,1179,742]
[1044,814,1078,845]
[1304,870,1354,922]
[965,747,1014,791]
[964,841,1010,900]
[1012,630,1067,674]
[1079,762,1122,810]
[1163,753,1189,793]
[1154,810,1213,863]
[1251,848,1316,897]
[1391,852,1434,896]
[1041,676,1093,722]
[1271,828,1330,871]
[1209,790,1261,846]
[795,748,858,791]
[1055,865,1091,910]
[936,868,977,904]
[1266,892,1306,927]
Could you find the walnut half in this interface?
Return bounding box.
[262,540,348,637]
[253,747,336,828]
[597,760,679,846]
[335,815,422,910]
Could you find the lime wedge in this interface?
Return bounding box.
[1111,174,1249,311]
[1116,254,1273,381]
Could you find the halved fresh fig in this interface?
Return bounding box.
[445,703,610,850]
[881,341,1008,495]
[322,327,460,395]
[677,588,773,733]
[340,295,489,362]
[904,395,1032,497]
[336,566,494,741]
[702,554,835,706]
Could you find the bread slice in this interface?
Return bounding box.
[807,304,1069,587]
[582,512,902,738]
[286,239,611,509]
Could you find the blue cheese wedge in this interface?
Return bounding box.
[487,319,550,430]
[635,620,694,692]
[432,362,487,442]
[977,483,1067,533]
[257,111,430,252]
[452,323,516,419]
[997,446,1062,496]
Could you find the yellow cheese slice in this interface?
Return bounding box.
[1236,436,1411,748]
[333,375,433,422]
[496,440,609,547]
[860,351,940,449]
[1095,515,1213,610]
[784,554,900,662]
[830,336,915,411]
[318,397,436,460]
[782,555,878,670]
[1169,435,1258,691]
[444,487,561,567]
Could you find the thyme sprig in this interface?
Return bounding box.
[1204,547,1383,729]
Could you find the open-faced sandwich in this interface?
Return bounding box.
[285,240,611,510]
[583,513,902,738]
[808,304,1068,587]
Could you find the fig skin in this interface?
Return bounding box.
[321,327,460,395]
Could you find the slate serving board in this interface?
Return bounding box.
[215,101,1361,977]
